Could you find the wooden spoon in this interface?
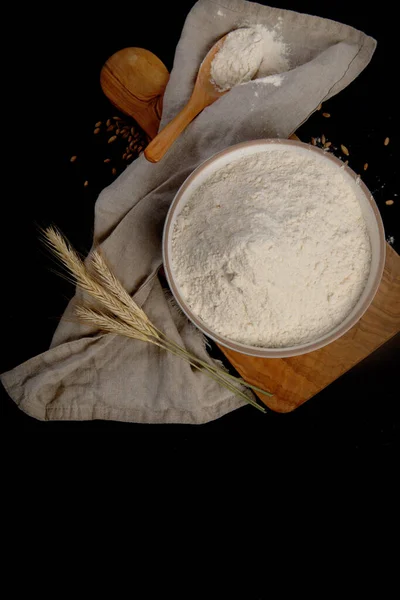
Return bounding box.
[100,47,170,139]
[144,35,228,163]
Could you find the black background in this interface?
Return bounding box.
[1,0,398,451]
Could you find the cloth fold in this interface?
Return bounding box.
[1,0,376,423]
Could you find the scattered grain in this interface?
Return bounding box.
[70,155,77,163]
[322,112,330,118]
[363,163,368,171]
[341,144,349,156]
[385,200,394,205]
[384,137,390,146]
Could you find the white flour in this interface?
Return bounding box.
[210,25,289,92]
[256,74,284,86]
[171,148,371,348]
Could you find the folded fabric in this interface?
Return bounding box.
[1,0,376,423]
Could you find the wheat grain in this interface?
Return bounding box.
[75,306,151,343]
[43,227,156,335]
[341,144,349,156]
[89,251,157,337]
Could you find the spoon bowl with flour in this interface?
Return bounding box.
[145,26,286,162]
[210,27,264,92]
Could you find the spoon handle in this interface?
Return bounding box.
[144,95,205,163]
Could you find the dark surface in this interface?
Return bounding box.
[1,0,399,449]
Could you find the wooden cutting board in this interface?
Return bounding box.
[161,128,399,412]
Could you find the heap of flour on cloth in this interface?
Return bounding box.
[210,25,290,91]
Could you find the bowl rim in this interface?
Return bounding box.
[162,139,386,358]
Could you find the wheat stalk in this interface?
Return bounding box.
[75,305,264,407]
[43,226,271,412]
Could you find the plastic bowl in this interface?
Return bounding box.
[163,139,386,358]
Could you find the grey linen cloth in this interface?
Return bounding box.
[1,0,376,423]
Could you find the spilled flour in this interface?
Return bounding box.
[171,147,372,348]
[210,25,289,91]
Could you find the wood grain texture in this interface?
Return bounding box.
[100,48,169,139]
[221,245,400,412]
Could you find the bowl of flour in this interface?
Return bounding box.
[163,140,385,357]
